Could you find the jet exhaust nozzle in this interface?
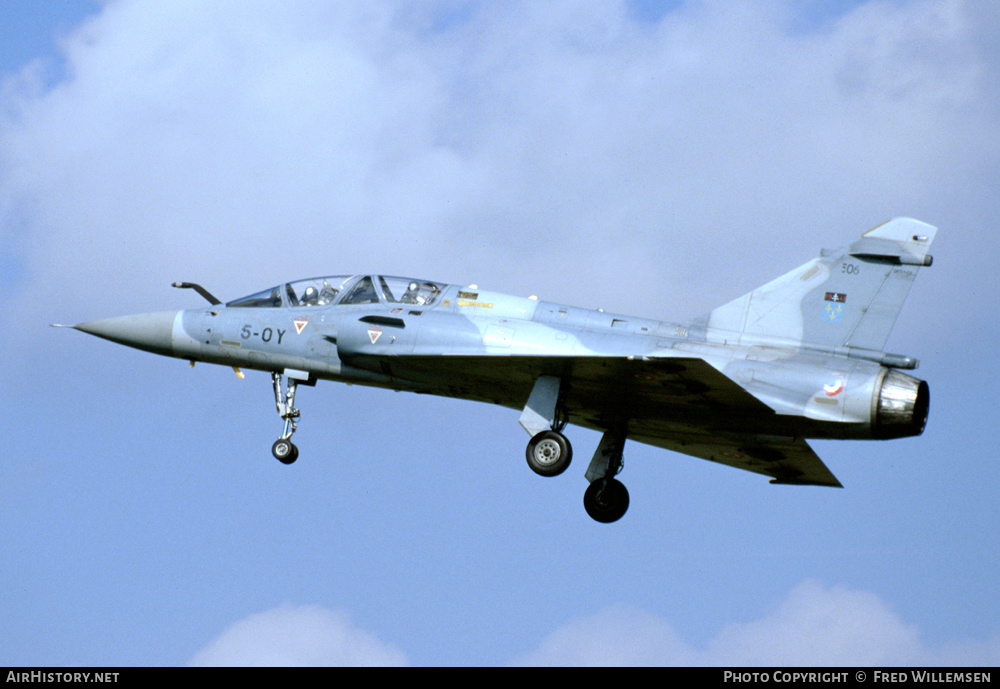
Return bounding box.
[873,368,929,439]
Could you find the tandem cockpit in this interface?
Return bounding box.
[226,275,446,309]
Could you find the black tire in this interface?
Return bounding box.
[272,438,298,464]
[584,478,629,523]
[526,430,572,477]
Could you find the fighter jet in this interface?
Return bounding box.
[57,218,935,522]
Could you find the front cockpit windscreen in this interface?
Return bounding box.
[225,285,284,308]
[226,275,443,308]
[227,276,355,308]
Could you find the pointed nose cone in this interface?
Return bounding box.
[73,311,180,357]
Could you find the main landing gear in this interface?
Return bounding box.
[523,425,630,523]
[580,427,629,523]
[582,428,629,523]
[584,478,630,523]
[271,371,301,464]
[520,376,630,523]
[526,430,573,476]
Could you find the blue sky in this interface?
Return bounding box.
[2,0,998,666]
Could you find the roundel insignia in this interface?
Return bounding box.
[824,374,845,396]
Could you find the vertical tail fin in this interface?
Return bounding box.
[705,218,937,352]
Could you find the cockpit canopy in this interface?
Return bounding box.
[227,275,445,309]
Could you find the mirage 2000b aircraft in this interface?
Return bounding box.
[59,218,935,522]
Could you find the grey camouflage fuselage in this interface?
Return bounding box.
[64,218,935,521]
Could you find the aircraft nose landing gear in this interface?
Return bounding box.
[272,437,298,464]
[271,371,302,464]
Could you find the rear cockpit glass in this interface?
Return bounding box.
[379,276,443,306]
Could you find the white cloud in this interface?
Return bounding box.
[513,580,1000,666]
[3,0,997,333]
[188,603,407,667]
[189,584,1000,666]
[706,580,924,666]
[514,604,699,666]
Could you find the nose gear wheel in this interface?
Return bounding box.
[272,438,299,464]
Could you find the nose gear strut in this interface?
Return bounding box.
[271,372,301,464]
